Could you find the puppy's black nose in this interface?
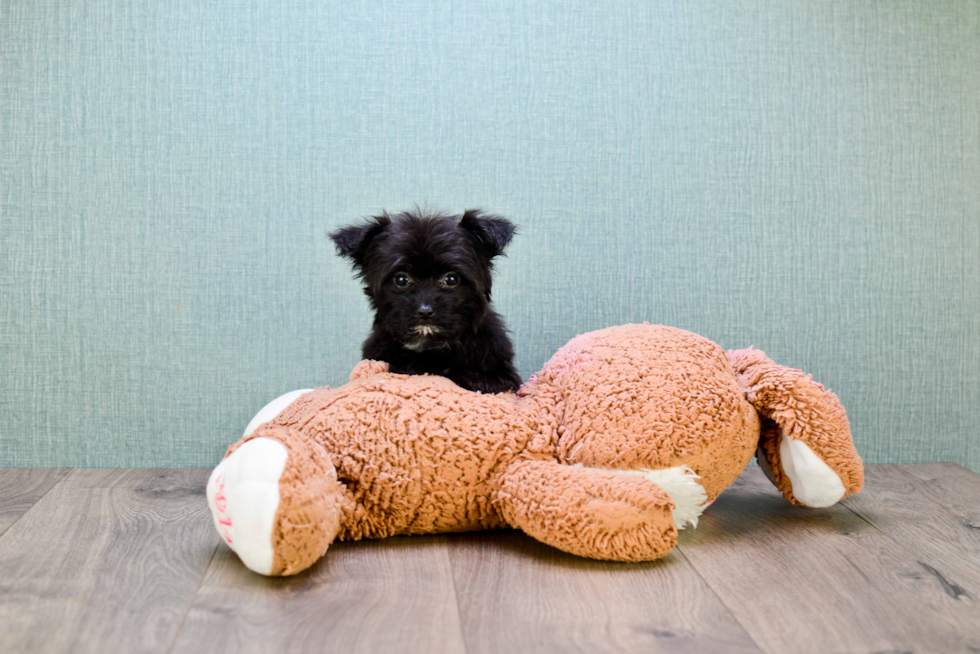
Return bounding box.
[417,305,434,320]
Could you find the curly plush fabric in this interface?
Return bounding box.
[226,426,344,575]
[727,346,863,504]
[209,323,864,575]
[538,324,761,500]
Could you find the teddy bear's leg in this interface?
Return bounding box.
[493,459,683,562]
[728,348,863,508]
[206,423,344,576]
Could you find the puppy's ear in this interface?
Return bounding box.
[458,209,517,260]
[329,213,391,271]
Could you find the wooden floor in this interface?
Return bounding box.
[1,464,979,653]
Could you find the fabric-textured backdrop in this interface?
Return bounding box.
[2,1,978,469]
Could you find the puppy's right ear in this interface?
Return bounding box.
[329,213,391,271]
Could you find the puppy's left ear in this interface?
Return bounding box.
[459,210,517,260]
[329,213,391,272]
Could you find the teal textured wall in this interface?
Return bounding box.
[2,1,978,469]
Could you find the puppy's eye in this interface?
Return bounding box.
[442,272,459,287]
[393,273,411,287]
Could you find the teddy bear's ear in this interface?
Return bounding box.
[329,213,391,271]
[458,209,517,261]
[349,359,390,382]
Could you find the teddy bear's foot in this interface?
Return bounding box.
[207,437,289,573]
[756,424,846,508]
[729,346,863,507]
[756,421,849,508]
[207,423,345,576]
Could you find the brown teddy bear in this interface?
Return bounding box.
[207,324,863,576]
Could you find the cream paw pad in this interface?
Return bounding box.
[206,437,289,574]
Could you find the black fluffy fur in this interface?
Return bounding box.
[329,208,522,394]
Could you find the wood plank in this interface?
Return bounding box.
[3,464,975,654]
[895,462,980,508]
[0,468,219,654]
[448,529,761,654]
[677,466,980,654]
[840,464,980,599]
[0,468,70,536]
[173,534,467,654]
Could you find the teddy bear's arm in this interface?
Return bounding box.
[492,459,679,562]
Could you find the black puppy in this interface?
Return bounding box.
[330,209,522,394]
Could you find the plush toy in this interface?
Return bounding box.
[206,324,862,576]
